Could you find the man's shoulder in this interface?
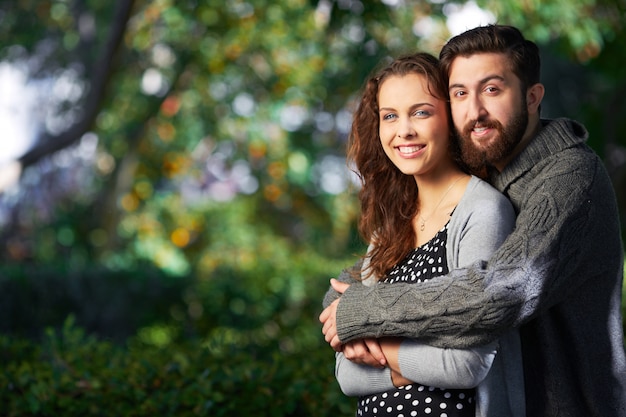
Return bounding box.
[542,118,588,143]
[541,141,599,176]
[523,143,608,208]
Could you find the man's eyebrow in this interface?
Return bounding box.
[448,82,464,91]
[448,75,506,91]
[480,75,506,84]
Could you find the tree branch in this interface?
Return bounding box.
[18,0,135,168]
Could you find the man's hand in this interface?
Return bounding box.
[320,298,341,350]
[342,338,387,368]
[319,279,350,351]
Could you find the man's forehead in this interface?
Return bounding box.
[448,53,515,85]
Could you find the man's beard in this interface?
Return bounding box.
[458,104,528,173]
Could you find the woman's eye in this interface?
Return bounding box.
[413,110,429,117]
[382,113,396,120]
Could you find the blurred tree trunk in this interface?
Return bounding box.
[18,0,135,169]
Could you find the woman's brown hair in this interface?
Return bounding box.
[348,52,454,280]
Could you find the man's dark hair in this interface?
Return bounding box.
[439,25,541,92]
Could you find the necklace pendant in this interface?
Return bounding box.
[420,221,425,231]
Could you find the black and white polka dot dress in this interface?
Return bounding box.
[356,223,475,417]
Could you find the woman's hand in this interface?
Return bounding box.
[342,338,387,368]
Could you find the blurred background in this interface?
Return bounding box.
[1,0,625,415]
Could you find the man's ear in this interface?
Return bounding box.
[527,83,545,114]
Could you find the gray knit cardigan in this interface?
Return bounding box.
[324,119,626,416]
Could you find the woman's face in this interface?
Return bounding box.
[378,73,451,179]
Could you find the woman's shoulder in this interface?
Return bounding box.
[462,176,507,200]
[458,176,514,216]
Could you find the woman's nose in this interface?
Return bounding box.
[397,118,416,139]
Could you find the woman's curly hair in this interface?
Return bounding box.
[348,52,459,280]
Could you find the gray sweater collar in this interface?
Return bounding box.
[491,118,588,193]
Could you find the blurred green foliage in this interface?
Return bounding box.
[0,241,359,415]
[1,317,353,416]
[0,0,625,414]
[0,0,624,269]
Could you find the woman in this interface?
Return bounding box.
[331,53,524,417]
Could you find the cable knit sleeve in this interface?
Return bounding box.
[322,260,362,309]
[335,146,606,349]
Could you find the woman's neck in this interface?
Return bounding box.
[414,171,469,211]
[413,172,471,245]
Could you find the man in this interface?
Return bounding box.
[320,25,626,416]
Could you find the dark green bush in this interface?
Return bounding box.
[0,317,354,416]
[0,263,190,342]
[0,250,360,416]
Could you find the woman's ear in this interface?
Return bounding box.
[527,83,545,115]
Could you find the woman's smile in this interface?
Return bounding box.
[396,144,426,156]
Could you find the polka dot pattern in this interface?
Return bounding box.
[385,225,448,285]
[357,385,474,417]
[357,223,476,417]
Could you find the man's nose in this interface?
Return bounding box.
[467,95,487,121]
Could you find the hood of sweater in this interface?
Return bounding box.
[490,118,589,194]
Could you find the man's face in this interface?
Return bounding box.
[447,53,529,172]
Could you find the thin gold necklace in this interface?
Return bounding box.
[418,176,464,232]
